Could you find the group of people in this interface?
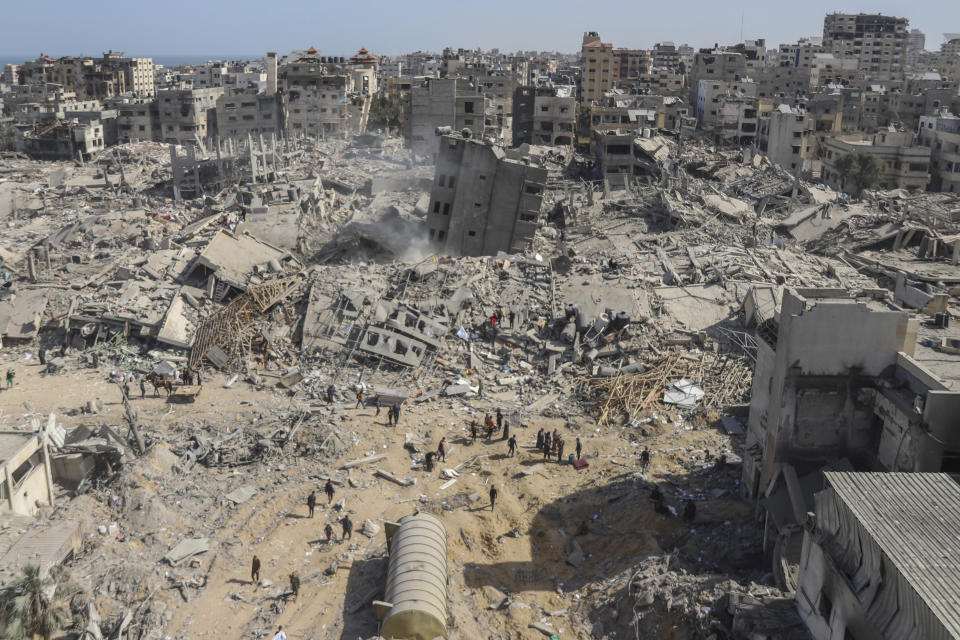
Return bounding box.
[378,400,402,426]
[536,428,582,464]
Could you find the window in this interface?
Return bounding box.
[541,106,549,112]
[464,101,474,113]
[437,230,446,241]
[433,201,441,213]
[443,203,450,215]
[468,230,476,236]
[448,176,455,188]
[479,175,486,181]
[438,174,445,187]
[429,229,435,239]
[464,118,473,125]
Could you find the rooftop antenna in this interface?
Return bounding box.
[739,9,744,43]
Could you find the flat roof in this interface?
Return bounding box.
[824,472,960,637]
[0,432,35,466]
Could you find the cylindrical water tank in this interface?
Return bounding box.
[593,312,609,333]
[560,321,577,343]
[564,303,578,320]
[380,514,448,640]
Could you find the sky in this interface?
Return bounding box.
[0,0,956,59]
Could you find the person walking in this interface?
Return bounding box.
[288,572,300,600]
[392,402,401,426]
[307,491,317,518]
[324,479,335,504]
[470,421,477,442]
[139,378,146,398]
[355,390,364,409]
[38,348,46,366]
[507,435,517,457]
[575,437,582,460]
[251,555,261,584]
[437,438,446,463]
[641,447,651,473]
[341,515,353,541]
[325,523,335,543]
[271,626,287,640]
[536,428,544,450]
[326,384,335,403]
[425,450,435,472]
[489,485,498,511]
[6,367,15,389]
[557,438,565,462]
[496,409,503,431]
[502,421,509,442]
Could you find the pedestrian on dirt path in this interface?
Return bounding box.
[507,435,517,457]
[489,485,498,510]
[502,421,509,442]
[325,523,335,542]
[355,390,364,409]
[139,378,146,398]
[437,438,446,462]
[341,515,353,541]
[271,626,287,640]
[6,367,15,389]
[326,384,335,403]
[307,491,317,518]
[38,348,46,366]
[324,479,335,504]
[393,402,401,425]
[641,447,651,472]
[289,572,300,600]
[536,429,544,450]
[576,437,582,460]
[470,421,477,442]
[496,409,503,430]
[425,450,436,472]
[557,439,565,462]
[251,555,261,584]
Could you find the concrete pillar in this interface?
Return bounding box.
[41,432,55,508]
[266,52,278,96]
[27,252,37,282]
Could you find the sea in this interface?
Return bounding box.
[0,55,262,69]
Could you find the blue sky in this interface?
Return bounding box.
[0,0,955,57]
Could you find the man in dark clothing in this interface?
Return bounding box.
[437,438,446,462]
[139,378,146,398]
[684,499,696,523]
[502,421,509,442]
[507,435,517,457]
[307,491,317,518]
[470,421,477,442]
[251,555,261,584]
[289,572,300,600]
[196,369,202,385]
[640,447,650,472]
[509,311,516,328]
[38,348,46,366]
[496,409,503,430]
[324,523,335,543]
[557,439,565,462]
[542,440,551,459]
[341,516,353,540]
[543,431,552,453]
[575,437,582,460]
[536,429,544,450]
[425,450,435,472]
[327,385,335,403]
[324,479,335,504]
[392,402,401,425]
[489,485,498,510]
[355,390,364,408]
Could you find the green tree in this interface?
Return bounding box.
[834,151,882,197]
[367,97,401,130]
[0,565,69,640]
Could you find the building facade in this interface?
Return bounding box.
[822,13,909,80]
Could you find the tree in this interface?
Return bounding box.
[576,104,592,139]
[0,565,69,640]
[367,97,401,131]
[834,151,882,198]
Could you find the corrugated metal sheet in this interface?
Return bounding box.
[824,472,960,638]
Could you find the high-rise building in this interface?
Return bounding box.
[822,13,909,79]
[580,32,615,104]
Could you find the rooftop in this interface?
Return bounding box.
[823,472,960,637]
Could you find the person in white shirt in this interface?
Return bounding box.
[271,626,287,640]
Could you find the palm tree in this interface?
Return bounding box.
[0,565,69,640]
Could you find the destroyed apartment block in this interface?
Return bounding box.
[0,430,56,517]
[742,288,960,588]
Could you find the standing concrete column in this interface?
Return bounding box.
[266,52,278,96]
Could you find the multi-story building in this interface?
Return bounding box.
[696,79,760,144]
[651,42,681,71]
[114,97,160,142]
[512,84,575,146]
[758,103,815,173]
[216,88,283,142]
[426,132,546,256]
[777,37,824,69]
[821,129,930,191]
[20,118,105,160]
[918,111,960,192]
[613,49,652,81]
[626,69,686,95]
[403,77,485,157]
[1,64,18,87]
[580,32,615,104]
[688,49,748,104]
[156,87,222,145]
[822,13,909,80]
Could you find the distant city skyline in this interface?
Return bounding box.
[1,0,957,60]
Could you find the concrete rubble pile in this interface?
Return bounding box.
[0,125,957,640]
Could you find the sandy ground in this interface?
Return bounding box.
[0,348,750,640]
